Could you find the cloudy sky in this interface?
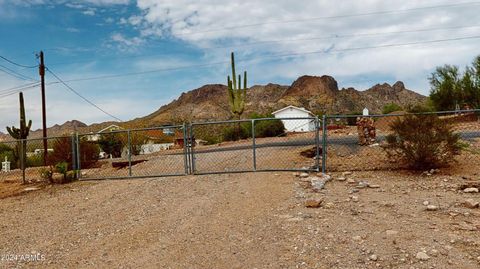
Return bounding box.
[0,0,479,129]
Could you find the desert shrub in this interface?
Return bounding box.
[254,119,285,138]
[26,155,44,168]
[48,137,73,167]
[55,161,68,177]
[0,144,17,170]
[39,167,53,182]
[222,124,250,141]
[382,103,403,114]
[48,137,99,169]
[130,133,148,156]
[98,133,124,158]
[383,114,463,170]
[78,140,100,169]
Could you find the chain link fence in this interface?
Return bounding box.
[0,136,74,183]
[3,111,476,182]
[322,110,480,172]
[77,125,187,180]
[190,118,321,174]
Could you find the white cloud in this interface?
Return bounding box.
[110,33,145,51]
[131,0,480,93]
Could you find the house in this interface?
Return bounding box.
[86,124,123,141]
[272,105,316,132]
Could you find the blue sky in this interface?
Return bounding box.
[0,0,479,129]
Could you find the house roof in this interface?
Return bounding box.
[97,124,122,134]
[272,105,314,116]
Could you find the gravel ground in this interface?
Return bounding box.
[1,168,480,268]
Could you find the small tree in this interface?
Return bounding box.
[98,133,124,158]
[383,114,463,170]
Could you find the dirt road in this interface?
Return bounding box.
[1,170,479,268]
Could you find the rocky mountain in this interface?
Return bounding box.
[141,75,426,124]
[0,75,426,141]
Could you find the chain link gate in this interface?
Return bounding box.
[188,117,322,175]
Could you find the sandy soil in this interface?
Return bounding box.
[0,169,479,268]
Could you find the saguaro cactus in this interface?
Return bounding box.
[227,52,247,119]
[6,92,32,183]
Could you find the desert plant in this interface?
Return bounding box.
[383,114,463,170]
[6,92,32,183]
[98,133,124,158]
[39,166,53,182]
[382,103,403,114]
[55,161,68,182]
[254,119,285,138]
[227,52,247,120]
[429,55,480,110]
[0,143,17,170]
[222,124,250,141]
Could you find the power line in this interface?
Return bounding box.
[0,55,38,68]
[47,24,480,67]
[43,34,480,84]
[0,81,40,94]
[45,67,123,122]
[0,64,37,81]
[0,83,40,98]
[174,1,480,36]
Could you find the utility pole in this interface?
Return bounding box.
[38,51,48,166]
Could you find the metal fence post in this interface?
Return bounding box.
[127,130,132,177]
[315,116,320,172]
[76,133,81,179]
[190,123,196,174]
[71,134,77,172]
[322,115,327,174]
[252,119,256,171]
[182,123,189,175]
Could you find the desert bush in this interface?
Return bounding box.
[0,144,17,169]
[222,124,250,141]
[39,167,53,182]
[49,137,99,169]
[26,155,44,168]
[383,114,463,170]
[78,140,100,169]
[98,133,124,158]
[382,103,403,114]
[254,119,285,138]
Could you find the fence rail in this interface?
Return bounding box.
[1,110,479,182]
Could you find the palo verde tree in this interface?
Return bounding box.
[429,55,480,110]
[6,92,32,184]
[227,52,247,120]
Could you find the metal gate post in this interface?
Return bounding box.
[182,123,189,175]
[322,115,327,174]
[252,119,256,171]
[190,123,196,174]
[71,134,77,172]
[315,116,320,172]
[75,133,81,179]
[127,130,132,177]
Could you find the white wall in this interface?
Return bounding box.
[273,108,315,132]
[140,143,174,154]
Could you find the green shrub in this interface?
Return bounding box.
[39,167,53,182]
[383,114,463,170]
[98,133,124,158]
[49,137,99,169]
[382,103,403,114]
[254,119,285,138]
[222,124,250,141]
[55,161,69,183]
[79,140,100,169]
[26,155,44,168]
